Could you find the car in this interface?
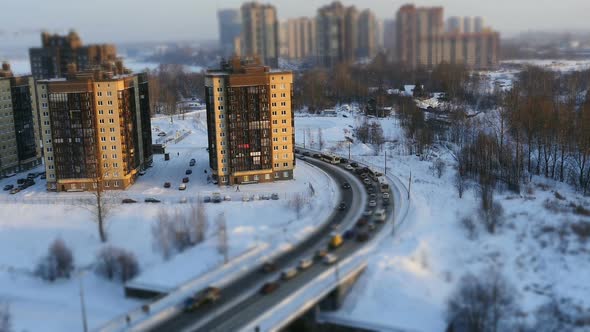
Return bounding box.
[344,229,356,240]
[368,223,376,232]
[189,159,196,166]
[261,194,271,200]
[185,169,193,175]
[224,195,232,201]
[363,178,371,185]
[271,193,279,200]
[338,202,347,211]
[363,210,373,217]
[260,282,280,295]
[163,182,171,188]
[182,177,190,183]
[382,192,390,199]
[139,171,147,176]
[368,200,377,207]
[382,199,390,206]
[27,173,37,179]
[179,197,188,204]
[356,232,369,242]
[40,174,46,180]
[329,234,343,249]
[312,153,321,159]
[212,192,222,203]
[261,261,277,273]
[122,199,137,204]
[281,268,298,280]
[374,172,383,177]
[342,182,351,189]
[203,196,211,203]
[369,193,377,200]
[345,164,354,171]
[179,184,187,191]
[294,149,300,154]
[145,198,161,203]
[315,248,328,260]
[374,209,386,223]
[242,194,250,202]
[356,218,368,228]
[16,178,26,185]
[298,156,307,161]
[367,186,375,193]
[252,194,260,201]
[302,151,311,157]
[339,158,348,164]
[157,132,167,137]
[3,173,16,178]
[3,185,14,191]
[350,162,359,168]
[9,188,20,195]
[323,254,338,265]
[298,258,313,270]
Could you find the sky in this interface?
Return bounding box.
[0,0,589,48]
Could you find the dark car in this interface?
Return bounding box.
[350,162,359,168]
[17,178,26,185]
[339,158,348,164]
[338,202,347,211]
[186,169,193,175]
[294,149,300,154]
[356,218,368,228]
[356,232,370,242]
[342,182,351,189]
[203,196,211,203]
[344,229,356,240]
[260,282,280,295]
[261,262,277,273]
[182,177,190,183]
[315,248,328,260]
[23,179,35,187]
[164,182,171,188]
[184,287,221,312]
[312,153,322,159]
[9,188,20,195]
[3,185,14,191]
[27,173,37,179]
[145,198,161,203]
[302,151,311,156]
[40,174,46,180]
[271,193,279,200]
[122,199,137,204]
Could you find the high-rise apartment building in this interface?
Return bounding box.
[29,31,126,80]
[396,4,499,69]
[218,9,243,57]
[205,58,295,186]
[36,71,153,192]
[240,2,280,68]
[358,9,378,59]
[0,62,42,177]
[316,2,356,67]
[280,18,316,60]
[383,19,397,54]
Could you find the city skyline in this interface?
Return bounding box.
[1,0,589,48]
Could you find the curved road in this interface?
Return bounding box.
[148,156,369,332]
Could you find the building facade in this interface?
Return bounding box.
[205,58,295,186]
[29,31,126,79]
[0,63,42,177]
[218,9,243,57]
[358,9,378,59]
[240,2,280,68]
[37,71,152,192]
[280,18,316,60]
[395,4,499,69]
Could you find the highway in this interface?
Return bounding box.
[148,154,373,332]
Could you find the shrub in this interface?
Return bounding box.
[95,246,139,283]
[460,216,478,240]
[35,238,74,281]
[0,303,11,332]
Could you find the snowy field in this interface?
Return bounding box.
[295,110,590,331]
[0,111,336,332]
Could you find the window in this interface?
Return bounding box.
[103,163,109,168]
[283,163,289,167]
[108,119,114,124]
[108,109,114,114]
[100,128,106,133]
[113,163,119,168]
[107,91,112,97]
[281,102,286,106]
[100,137,106,142]
[101,146,107,151]
[283,171,289,178]
[110,128,115,132]
[273,146,279,151]
[102,154,108,159]
[112,145,117,150]
[98,110,104,115]
[99,119,105,124]
[114,181,119,187]
[274,163,279,168]
[265,174,271,180]
[97,92,102,97]
[282,119,287,124]
[281,110,287,115]
[112,154,117,159]
[107,101,113,105]
[111,136,116,141]
[98,101,103,106]
[281,128,287,133]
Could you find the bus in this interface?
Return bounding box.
[321,154,341,164]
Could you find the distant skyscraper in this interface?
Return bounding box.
[474,17,485,33]
[218,9,242,57]
[383,19,397,53]
[240,2,280,68]
[316,1,360,67]
[29,31,124,80]
[280,18,316,60]
[358,9,378,59]
[463,17,474,34]
[446,16,464,33]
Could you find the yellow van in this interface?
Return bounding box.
[329,234,343,249]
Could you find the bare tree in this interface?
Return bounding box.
[191,201,208,244]
[0,303,11,332]
[35,238,74,281]
[289,193,307,219]
[434,158,446,178]
[95,246,139,283]
[318,128,325,151]
[152,209,174,260]
[78,165,119,243]
[455,171,467,199]
[216,213,229,264]
[447,267,519,332]
[478,183,504,234]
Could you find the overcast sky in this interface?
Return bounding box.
[1,0,589,47]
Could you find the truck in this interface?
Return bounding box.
[183,287,221,312]
[329,234,343,249]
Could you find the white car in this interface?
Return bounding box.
[323,254,338,265]
[179,184,187,191]
[242,195,250,202]
[345,164,354,171]
[298,258,313,270]
[224,195,232,201]
[382,192,390,199]
[368,200,377,207]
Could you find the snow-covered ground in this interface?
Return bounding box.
[295,110,590,331]
[0,111,336,332]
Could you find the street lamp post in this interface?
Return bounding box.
[79,271,88,332]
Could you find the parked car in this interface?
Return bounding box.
[338,202,347,211]
[342,182,351,189]
[182,177,190,183]
[163,182,171,188]
[261,194,271,200]
[145,198,161,203]
[312,153,322,159]
[339,158,348,164]
[224,195,232,201]
[179,184,187,191]
[185,169,192,175]
[356,218,368,228]
[368,223,376,232]
[350,162,359,168]
[302,151,311,156]
[40,174,46,180]
[183,287,221,312]
[329,234,343,249]
[212,192,222,203]
[16,178,26,185]
[260,282,280,295]
[203,196,211,203]
[27,173,37,179]
[157,132,167,137]
[374,209,386,224]
[281,268,298,280]
[362,210,373,217]
[122,199,137,204]
[242,194,250,202]
[189,159,196,167]
[262,261,277,273]
[382,192,390,199]
[9,188,20,195]
[323,254,338,265]
[3,185,14,191]
[298,258,313,270]
[271,193,280,200]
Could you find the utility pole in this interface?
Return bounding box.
[384,149,387,176]
[408,171,412,200]
[302,129,306,149]
[79,272,88,332]
[348,141,351,160]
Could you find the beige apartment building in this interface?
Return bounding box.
[37,71,153,192]
[0,63,42,177]
[205,58,294,186]
[240,2,280,68]
[280,18,316,60]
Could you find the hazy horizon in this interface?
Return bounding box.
[1,0,589,49]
